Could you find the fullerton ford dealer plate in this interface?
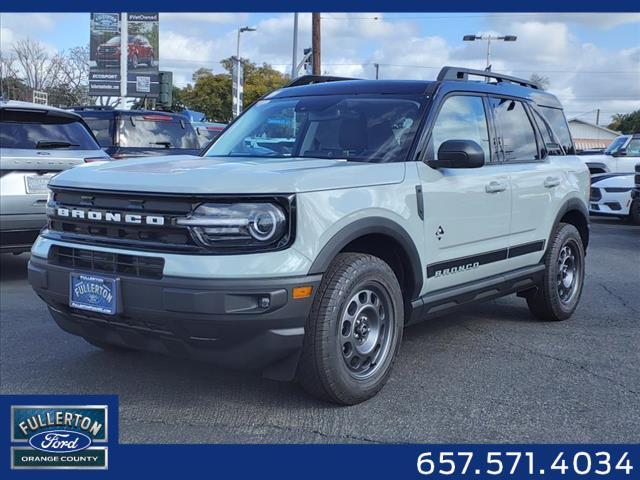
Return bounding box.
[24,173,55,194]
[70,274,117,315]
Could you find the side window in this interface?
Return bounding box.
[625,139,640,157]
[428,95,490,162]
[539,106,574,154]
[490,98,538,162]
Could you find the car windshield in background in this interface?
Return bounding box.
[0,118,99,150]
[604,135,629,155]
[205,95,425,163]
[119,115,200,149]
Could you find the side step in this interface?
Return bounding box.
[406,264,545,325]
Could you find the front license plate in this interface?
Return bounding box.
[70,274,118,315]
[25,174,54,194]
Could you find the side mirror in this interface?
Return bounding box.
[429,139,485,169]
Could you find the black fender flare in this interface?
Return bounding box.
[549,197,590,251]
[308,217,423,299]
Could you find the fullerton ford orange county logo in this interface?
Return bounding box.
[11,405,108,469]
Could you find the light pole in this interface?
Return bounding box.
[463,34,517,71]
[233,26,256,117]
[291,13,299,79]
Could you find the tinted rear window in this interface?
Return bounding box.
[119,116,199,149]
[0,110,99,150]
[83,117,114,146]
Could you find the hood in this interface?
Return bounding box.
[591,173,634,187]
[49,155,406,194]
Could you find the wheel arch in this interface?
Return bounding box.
[552,197,590,252]
[308,217,423,302]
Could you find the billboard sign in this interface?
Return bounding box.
[89,13,159,98]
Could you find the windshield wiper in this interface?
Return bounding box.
[36,141,79,149]
[153,141,172,148]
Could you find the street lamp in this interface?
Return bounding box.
[463,34,517,71]
[233,26,256,117]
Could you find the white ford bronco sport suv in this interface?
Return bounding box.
[29,67,590,404]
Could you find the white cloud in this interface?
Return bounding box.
[161,13,248,24]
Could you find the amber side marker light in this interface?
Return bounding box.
[292,286,313,299]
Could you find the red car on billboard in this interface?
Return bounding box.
[95,35,155,69]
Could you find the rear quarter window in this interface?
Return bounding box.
[0,110,99,150]
[539,106,574,154]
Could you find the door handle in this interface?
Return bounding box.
[544,176,561,188]
[485,180,507,193]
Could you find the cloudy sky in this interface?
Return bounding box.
[1,12,639,124]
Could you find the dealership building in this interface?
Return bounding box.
[568,118,620,151]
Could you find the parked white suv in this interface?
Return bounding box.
[1,101,109,253]
[29,68,590,404]
[581,134,640,175]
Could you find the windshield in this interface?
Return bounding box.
[119,116,199,149]
[604,135,629,155]
[205,95,425,163]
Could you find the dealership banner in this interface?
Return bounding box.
[89,12,159,98]
[1,394,638,479]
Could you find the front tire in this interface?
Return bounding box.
[527,223,585,321]
[297,253,404,405]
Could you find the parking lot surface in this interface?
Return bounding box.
[1,218,638,443]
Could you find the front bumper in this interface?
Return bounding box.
[0,214,46,253]
[28,254,321,379]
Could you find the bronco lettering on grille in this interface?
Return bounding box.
[55,207,165,226]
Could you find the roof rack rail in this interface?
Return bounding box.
[437,66,541,90]
[284,75,358,88]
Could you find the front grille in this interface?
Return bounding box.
[590,187,602,201]
[50,245,164,279]
[45,187,294,254]
[604,202,622,211]
[47,187,202,253]
[604,187,632,193]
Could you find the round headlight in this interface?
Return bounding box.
[177,201,289,250]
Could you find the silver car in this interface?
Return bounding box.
[1,101,109,253]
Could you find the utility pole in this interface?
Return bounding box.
[596,109,600,126]
[312,13,321,75]
[291,13,299,79]
[374,63,380,80]
[119,13,128,107]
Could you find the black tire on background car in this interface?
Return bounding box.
[297,253,404,405]
[527,223,585,321]
[84,337,133,352]
[627,199,640,225]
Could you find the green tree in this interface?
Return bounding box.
[179,73,233,122]
[177,58,289,121]
[221,57,289,107]
[608,110,640,134]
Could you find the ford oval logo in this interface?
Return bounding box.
[28,429,92,453]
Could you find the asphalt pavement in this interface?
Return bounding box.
[1,218,638,444]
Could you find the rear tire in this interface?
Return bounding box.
[297,253,404,405]
[527,223,585,321]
